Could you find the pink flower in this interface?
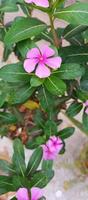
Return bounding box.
[85,107,88,115]
[16,188,29,200]
[24,45,62,78]
[84,100,88,107]
[16,187,43,200]
[24,0,49,8]
[84,100,88,115]
[42,136,63,160]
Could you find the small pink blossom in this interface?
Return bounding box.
[24,45,62,78]
[84,100,88,115]
[85,107,88,115]
[84,100,88,107]
[42,136,63,160]
[24,0,49,8]
[16,187,43,200]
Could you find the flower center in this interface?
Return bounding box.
[38,55,45,63]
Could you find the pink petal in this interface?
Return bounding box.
[42,145,57,160]
[16,188,30,200]
[26,48,40,59]
[35,63,51,78]
[24,59,38,73]
[45,57,62,69]
[85,108,88,115]
[31,187,43,200]
[24,0,33,3]
[84,100,88,107]
[40,45,55,58]
[33,0,49,7]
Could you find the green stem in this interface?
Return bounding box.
[49,1,61,47]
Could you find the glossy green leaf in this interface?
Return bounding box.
[0,62,30,83]
[30,170,54,188]
[66,102,83,117]
[12,139,26,177]
[42,160,53,171]
[82,110,88,133]
[26,147,43,176]
[44,120,57,138]
[57,63,85,79]
[54,2,88,25]
[0,112,18,124]
[59,46,88,63]
[4,17,47,46]
[44,76,66,96]
[0,176,14,195]
[57,127,75,139]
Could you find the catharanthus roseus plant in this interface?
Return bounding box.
[0,0,88,199]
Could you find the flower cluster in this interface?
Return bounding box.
[42,136,63,160]
[24,0,49,8]
[84,100,88,114]
[16,187,43,200]
[24,45,62,78]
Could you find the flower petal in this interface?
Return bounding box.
[16,188,30,200]
[35,63,51,78]
[31,187,43,200]
[85,100,88,107]
[24,59,38,73]
[33,0,49,7]
[85,108,88,115]
[45,57,62,69]
[40,45,55,58]
[26,48,40,59]
[24,0,33,3]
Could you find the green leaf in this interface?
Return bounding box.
[0,28,5,41]
[0,112,18,124]
[66,102,83,117]
[57,63,85,79]
[26,147,43,176]
[26,136,44,150]
[16,39,35,59]
[30,170,54,188]
[0,160,14,174]
[0,62,30,83]
[12,176,31,190]
[4,17,47,46]
[76,89,88,101]
[0,176,14,195]
[38,87,55,112]
[82,110,88,133]
[30,76,44,87]
[12,139,26,177]
[9,83,35,105]
[0,0,18,12]
[44,120,57,138]
[57,127,75,139]
[59,46,88,63]
[63,24,88,39]
[44,75,66,96]
[54,2,88,25]
[42,160,53,171]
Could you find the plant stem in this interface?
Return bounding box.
[49,2,61,47]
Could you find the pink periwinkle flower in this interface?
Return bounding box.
[42,136,63,160]
[24,45,62,78]
[84,100,88,107]
[84,100,88,115]
[16,187,43,200]
[85,107,88,115]
[24,0,49,8]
